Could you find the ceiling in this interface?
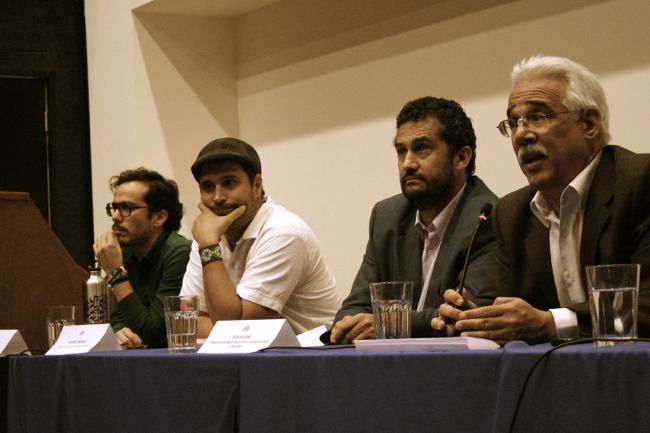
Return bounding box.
[134,0,284,17]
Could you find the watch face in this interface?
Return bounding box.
[201,248,212,261]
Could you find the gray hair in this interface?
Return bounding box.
[511,56,610,144]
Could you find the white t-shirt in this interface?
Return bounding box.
[180,198,341,334]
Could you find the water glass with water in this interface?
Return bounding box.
[163,295,199,353]
[369,281,413,339]
[585,264,640,347]
[46,305,76,348]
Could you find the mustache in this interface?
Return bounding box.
[211,204,241,213]
[517,144,548,164]
[401,170,426,183]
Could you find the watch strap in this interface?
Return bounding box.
[106,265,128,287]
[200,244,222,267]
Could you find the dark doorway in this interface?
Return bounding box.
[0,75,50,223]
[0,0,94,267]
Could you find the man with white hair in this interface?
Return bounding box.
[433,55,650,344]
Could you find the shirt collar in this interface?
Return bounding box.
[530,149,602,227]
[414,182,466,237]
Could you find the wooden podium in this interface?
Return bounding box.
[0,192,87,351]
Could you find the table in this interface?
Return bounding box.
[4,350,240,433]
[4,341,650,433]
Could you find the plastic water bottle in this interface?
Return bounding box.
[83,261,109,324]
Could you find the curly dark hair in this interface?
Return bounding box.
[110,168,184,231]
[396,96,476,175]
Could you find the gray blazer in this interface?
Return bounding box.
[334,176,498,337]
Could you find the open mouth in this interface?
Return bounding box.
[518,145,548,167]
[521,151,545,165]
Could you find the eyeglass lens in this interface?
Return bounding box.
[106,203,136,217]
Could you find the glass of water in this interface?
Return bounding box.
[163,295,199,353]
[369,282,413,339]
[585,264,640,347]
[46,305,76,348]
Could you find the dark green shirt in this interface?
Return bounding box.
[110,231,191,348]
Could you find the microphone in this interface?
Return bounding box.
[456,202,493,295]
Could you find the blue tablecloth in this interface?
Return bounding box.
[5,349,240,433]
[4,341,650,433]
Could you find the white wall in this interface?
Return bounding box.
[85,0,238,239]
[85,0,650,298]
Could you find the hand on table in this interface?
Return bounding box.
[330,313,376,344]
[115,327,144,348]
[432,289,556,345]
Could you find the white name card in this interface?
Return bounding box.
[0,330,29,355]
[46,324,123,355]
[198,319,300,354]
[297,325,327,347]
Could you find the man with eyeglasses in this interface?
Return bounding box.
[94,168,191,348]
[433,56,650,344]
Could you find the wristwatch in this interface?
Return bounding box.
[200,244,222,267]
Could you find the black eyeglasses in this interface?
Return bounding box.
[105,202,149,217]
[497,110,580,137]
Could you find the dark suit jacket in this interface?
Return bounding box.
[334,176,498,337]
[477,145,650,337]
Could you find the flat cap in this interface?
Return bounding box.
[191,137,261,181]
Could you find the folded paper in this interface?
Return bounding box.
[45,324,122,355]
[199,319,300,354]
[297,325,326,347]
[354,337,500,353]
[0,330,29,355]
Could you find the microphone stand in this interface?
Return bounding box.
[456,203,493,296]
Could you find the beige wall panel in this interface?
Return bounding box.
[87,0,649,301]
[87,1,238,238]
[238,0,650,297]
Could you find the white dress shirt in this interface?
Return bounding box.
[530,151,602,337]
[415,184,466,311]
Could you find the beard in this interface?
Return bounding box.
[112,225,149,248]
[400,160,456,209]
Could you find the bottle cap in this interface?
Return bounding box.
[88,260,101,272]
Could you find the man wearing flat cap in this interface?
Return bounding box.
[180,137,341,337]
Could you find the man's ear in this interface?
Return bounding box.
[455,146,472,171]
[253,174,263,199]
[153,209,168,228]
[581,108,602,140]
